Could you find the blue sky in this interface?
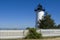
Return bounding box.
[0,0,60,29]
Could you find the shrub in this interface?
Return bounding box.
[25,28,42,39]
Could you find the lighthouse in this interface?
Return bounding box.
[35,4,45,28]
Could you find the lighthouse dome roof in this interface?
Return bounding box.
[35,4,45,11]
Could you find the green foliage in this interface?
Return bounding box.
[57,24,60,28]
[25,28,42,39]
[38,12,55,29]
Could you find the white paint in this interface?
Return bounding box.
[41,29,60,37]
[0,30,28,39]
[0,29,60,39]
[36,11,44,27]
[37,11,44,21]
[0,36,25,39]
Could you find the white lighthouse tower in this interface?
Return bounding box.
[35,4,45,28]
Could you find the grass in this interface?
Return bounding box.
[1,36,60,40]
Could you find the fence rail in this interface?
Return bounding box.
[0,29,60,39]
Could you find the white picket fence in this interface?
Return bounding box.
[37,29,60,37]
[0,29,60,39]
[0,30,28,39]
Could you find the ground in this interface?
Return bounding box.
[1,37,60,40]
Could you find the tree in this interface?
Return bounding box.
[38,12,55,29]
[57,24,60,28]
